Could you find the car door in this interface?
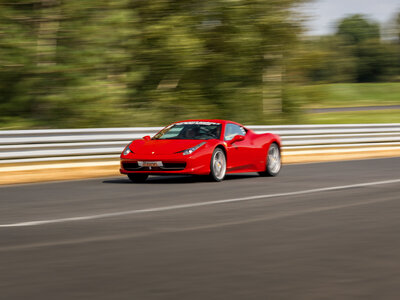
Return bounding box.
[224,123,252,171]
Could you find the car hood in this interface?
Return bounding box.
[131,139,206,155]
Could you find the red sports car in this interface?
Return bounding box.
[120,120,281,182]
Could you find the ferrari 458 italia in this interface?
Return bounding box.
[120,119,281,182]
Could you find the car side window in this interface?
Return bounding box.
[224,124,246,141]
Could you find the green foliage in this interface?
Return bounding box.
[303,82,400,125]
[290,36,356,83]
[355,40,398,82]
[397,12,400,42]
[335,14,399,82]
[0,0,139,128]
[306,109,400,124]
[295,14,400,84]
[4,4,399,129]
[0,0,308,129]
[337,14,380,44]
[303,83,400,108]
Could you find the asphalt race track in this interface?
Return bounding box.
[1,158,400,300]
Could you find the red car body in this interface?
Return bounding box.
[120,120,281,180]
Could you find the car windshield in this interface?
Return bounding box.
[153,122,222,140]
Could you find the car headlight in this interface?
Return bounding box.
[123,143,132,155]
[181,142,206,155]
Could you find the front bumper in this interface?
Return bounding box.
[120,153,211,175]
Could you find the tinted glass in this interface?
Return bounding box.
[224,123,246,141]
[153,122,222,140]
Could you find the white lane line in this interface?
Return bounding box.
[1,178,400,228]
[0,196,396,252]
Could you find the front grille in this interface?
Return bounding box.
[163,162,186,170]
[122,162,140,170]
[138,167,162,171]
[122,162,186,171]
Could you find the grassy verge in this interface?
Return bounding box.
[304,83,400,108]
[304,109,400,124]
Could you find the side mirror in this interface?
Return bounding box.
[143,135,151,141]
[229,135,245,145]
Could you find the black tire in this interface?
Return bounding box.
[209,148,227,182]
[258,143,281,177]
[127,173,148,183]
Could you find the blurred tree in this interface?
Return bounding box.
[335,14,396,82]
[356,40,397,82]
[397,12,400,43]
[0,0,139,128]
[50,0,139,127]
[129,0,308,124]
[337,14,380,44]
[290,36,356,83]
[384,11,400,80]
[0,1,40,127]
[0,0,309,128]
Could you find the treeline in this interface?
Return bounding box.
[1,2,399,129]
[297,14,400,83]
[0,0,308,129]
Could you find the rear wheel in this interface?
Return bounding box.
[209,148,226,182]
[259,143,281,177]
[127,173,148,183]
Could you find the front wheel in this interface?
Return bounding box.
[209,148,226,182]
[127,173,148,183]
[259,143,281,177]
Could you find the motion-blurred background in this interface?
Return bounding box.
[0,0,399,129]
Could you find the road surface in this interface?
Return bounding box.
[1,158,400,299]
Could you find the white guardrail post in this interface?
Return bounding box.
[0,124,400,165]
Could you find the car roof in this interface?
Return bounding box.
[175,119,242,126]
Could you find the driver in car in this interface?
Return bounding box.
[185,126,199,139]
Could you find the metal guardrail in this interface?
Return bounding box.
[1,124,400,164]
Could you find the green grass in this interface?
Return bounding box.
[304,109,400,124]
[299,83,400,124]
[305,83,400,108]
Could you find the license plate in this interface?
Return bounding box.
[138,161,163,167]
